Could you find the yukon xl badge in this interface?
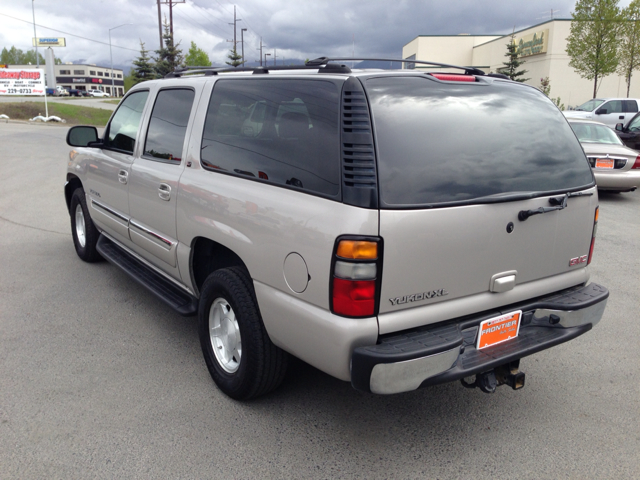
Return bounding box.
[389,289,448,306]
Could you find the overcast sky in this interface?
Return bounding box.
[1,0,634,70]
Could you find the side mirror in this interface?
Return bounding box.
[595,108,607,115]
[66,126,100,147]
[615,123,624,132]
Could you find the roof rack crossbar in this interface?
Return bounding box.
[305,57,486,76]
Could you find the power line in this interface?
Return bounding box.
[0,12,139,52]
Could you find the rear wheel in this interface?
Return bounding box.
[70,188,102,262]
[198,267,288,400]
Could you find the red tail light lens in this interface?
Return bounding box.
[332,278,376,316]
[632,155,640,169]
[587,206,599,265]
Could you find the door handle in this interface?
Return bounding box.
[158,183,171,201]
[620,115,624,119]
[118,170,128,184]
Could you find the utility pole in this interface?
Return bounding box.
[257,37,264,66]
[264,52,271,66]
[241,28,247,66]
[228,5,242,53]
[273,48,277,66]
[159,0,185,44]
[157,0,163,49]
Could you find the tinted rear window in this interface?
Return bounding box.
[366,76,594,207]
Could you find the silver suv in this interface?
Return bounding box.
[65,58,608,399]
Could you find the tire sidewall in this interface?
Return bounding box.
[70,188,101,262]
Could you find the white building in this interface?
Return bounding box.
[402,19,640,108]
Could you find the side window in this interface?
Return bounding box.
[201,79,340,197]
[600,100,622,114]
[144,89,195,163]
[106,91,149,153]
[628,115,640,132]
[624,100,638,113]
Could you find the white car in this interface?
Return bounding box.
[569,119,640,192]
[563,98,640,128]
[88,90,110,98]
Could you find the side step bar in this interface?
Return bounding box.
[96,235,198,316]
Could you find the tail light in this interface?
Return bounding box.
[331,237,382,317]
[587,206,599,265]
[632,155,640,169]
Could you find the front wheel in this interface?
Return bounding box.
[70,188,102,262]
[198,267,288,400]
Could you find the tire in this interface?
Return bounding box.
[198,267,288,400]
[70,188,102,262]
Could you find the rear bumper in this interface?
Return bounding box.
[351,283,608,394]
[594,170,640,191]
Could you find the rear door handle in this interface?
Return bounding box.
[158,183,171,201]
[118,170,128,184]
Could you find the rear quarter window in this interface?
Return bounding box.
[366,76,594,207]
[201,79,341,197]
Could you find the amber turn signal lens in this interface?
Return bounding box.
[336,240,378,259]
[594,206,599,223]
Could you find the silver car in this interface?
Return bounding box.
[64,59,609,399]
[569,119,640,192]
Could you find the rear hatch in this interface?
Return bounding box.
[364,74,597,333]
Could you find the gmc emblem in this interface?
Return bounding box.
[569,255,588,266]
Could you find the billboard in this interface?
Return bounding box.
[33,37,66,47]
[0,69,46,96]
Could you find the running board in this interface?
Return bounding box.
[96,235,198,316]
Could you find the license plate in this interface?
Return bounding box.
[476,311,522,350]
[595,158,614,169]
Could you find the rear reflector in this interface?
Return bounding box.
[430,73,475,82]
[632,155,640,169]
[332,278,376,317]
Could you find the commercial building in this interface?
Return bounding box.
[403,19,640,108]
[8,62,124,97]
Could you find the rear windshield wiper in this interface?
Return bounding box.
[518,191,594,221]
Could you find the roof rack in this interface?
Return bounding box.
[306,57,486,76]
[164,57,488,79]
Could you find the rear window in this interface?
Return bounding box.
[570,122,623,145]
[366,76,594,207]
[201,79,341,197]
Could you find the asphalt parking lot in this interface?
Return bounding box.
[1,122,639,479]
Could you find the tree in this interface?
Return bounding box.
[617,0,640,97]
[1,46,45,65]
[153,19,183,77]
[539,77,565,110]
[132,41,155,84]
[225,47,243,67]
[184,41,211,67]
[501,35,529,82]
[566,0,622,98]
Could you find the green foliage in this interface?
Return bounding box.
[539,77,565,110]
[153,19,183,77]
[225,47,243,67]
[501,36,529,82]
[184,41,211,67]
[566,0,622,98]
[123,70,137,92]
[0,102,112,126]
[132,41,155,84]
[617,0,640,97]
[1,46,45,65]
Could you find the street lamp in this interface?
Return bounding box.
[109,23,132,97]
[264,53,271,66]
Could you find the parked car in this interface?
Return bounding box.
[80,90,92,97]
[88,90,110,98]
[64,58,608,400]
[56,86,69,96]
[66,88,82,97]
[569,119,640,192]
[563,98,640,128]
[614,111,640,150]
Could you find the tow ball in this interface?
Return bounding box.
[460,360,525,393]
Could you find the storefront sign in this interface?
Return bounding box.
[0,69,45,95]
[33,37,66,47]
[73,78,86,83]
[514,29,548,57]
